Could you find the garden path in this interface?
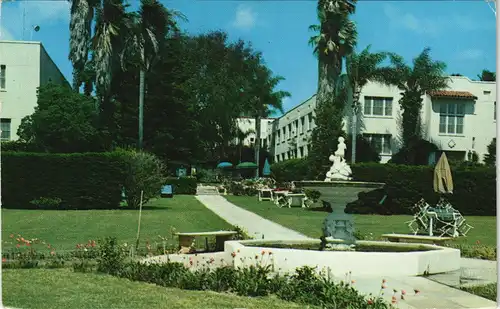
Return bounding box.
[195,195,311,240]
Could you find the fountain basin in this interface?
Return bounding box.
[225,239,460,277]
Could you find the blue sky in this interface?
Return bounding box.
[0,0,496,113]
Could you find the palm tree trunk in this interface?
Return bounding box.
[138,69,145,149]
[351,112,357,164]
[254,116,261,178]
[351,87,361,164]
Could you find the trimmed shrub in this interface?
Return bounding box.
[165,176,197,195]
[1,152,128,209]
[350,163,496,215]
[118,149,167,208]
[271,158,309,182]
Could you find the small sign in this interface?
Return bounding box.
[161,185,173,198]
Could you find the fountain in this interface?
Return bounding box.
[146,137,462,277]
[294,136,384,250]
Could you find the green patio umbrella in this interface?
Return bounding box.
[236,162,258,169]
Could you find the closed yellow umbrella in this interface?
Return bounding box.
[433,152,453,194]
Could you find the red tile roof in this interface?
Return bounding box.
[428,90,477,100]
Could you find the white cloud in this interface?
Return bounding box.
[232,5,257,31]
[455,48,484,60]
[383,4,494,37]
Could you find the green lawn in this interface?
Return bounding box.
[2,268,308,309]
[2,196,232,251]
[225,196,497,247]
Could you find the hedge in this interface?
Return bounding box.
[165,176,197,195]
[270,158,496,216]
[2,152,128,209]
[350,163,496,216]
[270,159,309,183]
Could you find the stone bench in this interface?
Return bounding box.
[381,233,452,245]
[175,231,238,254]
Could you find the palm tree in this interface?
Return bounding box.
[381,47,449,146]
[343,45,392,163]
[309,0,357,107]
[121,0,185,149]
[246,66,290,178]
[477,69,496,82]
[235,128,255,163]
[69,0,98,91]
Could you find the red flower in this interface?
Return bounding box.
[401,290,406,295]
[26,242,31,247]
[367,299,373,305]
[16,244,20,248]
[2,258,6,263]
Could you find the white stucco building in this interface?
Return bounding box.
[261,76,496,164]
[0,40,69,141]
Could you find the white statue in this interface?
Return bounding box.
[325,137,352,181]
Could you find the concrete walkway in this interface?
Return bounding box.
[195,193,497,309]
[195,195,311,240]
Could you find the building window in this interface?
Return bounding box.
[275,155,280,163]
[1,118,11,141]
[364,133,392,155]
[299,146,304,158]
[439,102,465,134]
[294,120,298,136]
[282,127,286,142]
[364,97,393,116]
[281,153,285,161]
[495,102,496,121]
[0,65,6,90]
[300,117,305,134]
[287,124,292,139]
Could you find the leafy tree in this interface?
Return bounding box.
[17,83,103,153]
[477,69,496,82]
[484,138,496,166]
[381,48,448,146]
